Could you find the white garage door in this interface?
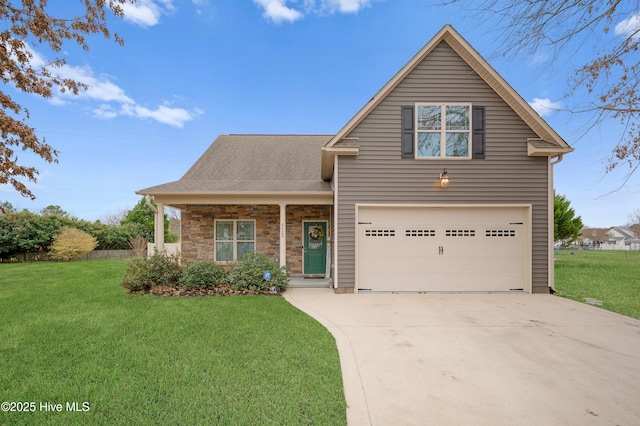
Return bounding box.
[357,206,529,292]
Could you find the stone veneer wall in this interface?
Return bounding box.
[181,205,279,263]
[181,204,332,275]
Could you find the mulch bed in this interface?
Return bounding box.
[145,283,281,297]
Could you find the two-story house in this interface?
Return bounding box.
[138,25,573,294]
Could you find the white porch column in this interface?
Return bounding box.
[156,202,165,253]
[279,204,287,268]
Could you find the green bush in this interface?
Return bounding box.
[229,252,288,292]
[120,253,183,292]
[121,252,288,294]
[180,260,228,290]
[0,209,152,258]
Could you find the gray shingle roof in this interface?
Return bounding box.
[609,227,636,239]
[138,134,333,195]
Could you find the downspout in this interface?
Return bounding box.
[145,194,157,213]
[548,154,564,292]
[550,154,564,166]
[332,153,339,290]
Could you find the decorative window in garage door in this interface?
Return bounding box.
[365,229,396,237]
[405,229,436,237]
[485,229,516,237]
[445,229,476,237]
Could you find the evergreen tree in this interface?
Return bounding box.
[554,192,584,246]
[120,197,178,243]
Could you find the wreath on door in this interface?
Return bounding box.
[308,226,325,240]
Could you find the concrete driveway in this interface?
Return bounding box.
[284,289,640,425]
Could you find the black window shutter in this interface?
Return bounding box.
[472,106,485,159]
[401,105,414,159]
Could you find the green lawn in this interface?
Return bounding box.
[0,260,346,426]
[554,250,640,319]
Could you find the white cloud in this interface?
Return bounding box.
[93,104,118,119]
[54,64,134,104]
[22,45,199,128]
[321,0,372,13]
[529,98,562,117]
[615,14,640,41]
[121,0,176,27]
[22,43,46,68]
[5,21,197,128]
[254,0,373,22]
[157,0,176,12]
[11,42,134,106]
[254,0,303,23]
[120,103,200,128]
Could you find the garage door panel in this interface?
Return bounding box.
[357,206,527,292]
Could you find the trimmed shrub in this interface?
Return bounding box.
[229,252,288,292]
[120,253,183,292]
[180,260,228,290]
[120,258,152,292]
[49,227,98,261]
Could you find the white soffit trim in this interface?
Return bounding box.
[150,193,334,206]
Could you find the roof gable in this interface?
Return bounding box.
[321,24,573,179]
[608,227,636,239]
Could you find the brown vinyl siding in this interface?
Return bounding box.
[335,41,549,291]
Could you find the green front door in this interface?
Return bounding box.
[304,222,327,276]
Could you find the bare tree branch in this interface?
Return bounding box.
[445,0,640,185]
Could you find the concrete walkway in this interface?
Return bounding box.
[283,288,640,425]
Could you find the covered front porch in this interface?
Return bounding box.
[147,194,333,279]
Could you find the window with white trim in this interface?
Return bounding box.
[416,104,471,158]
[215,220,255,262]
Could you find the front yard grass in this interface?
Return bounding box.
[554,250,640,319]
[0,260,346,425]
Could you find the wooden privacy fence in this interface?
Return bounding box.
[78,250,141,261]
[1,249,144,263]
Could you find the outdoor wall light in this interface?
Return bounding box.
[439,169,450,188]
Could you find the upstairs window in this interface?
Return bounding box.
[416,104,471,158]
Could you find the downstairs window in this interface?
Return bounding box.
[215,220,255,262]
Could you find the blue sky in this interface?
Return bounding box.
[2,0,639,228]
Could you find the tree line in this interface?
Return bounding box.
[0,198,178,259]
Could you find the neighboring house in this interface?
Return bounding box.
[628,239,640,251]
[601,227,639,251]
[138,25,573,294]
[579,227,609,249]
